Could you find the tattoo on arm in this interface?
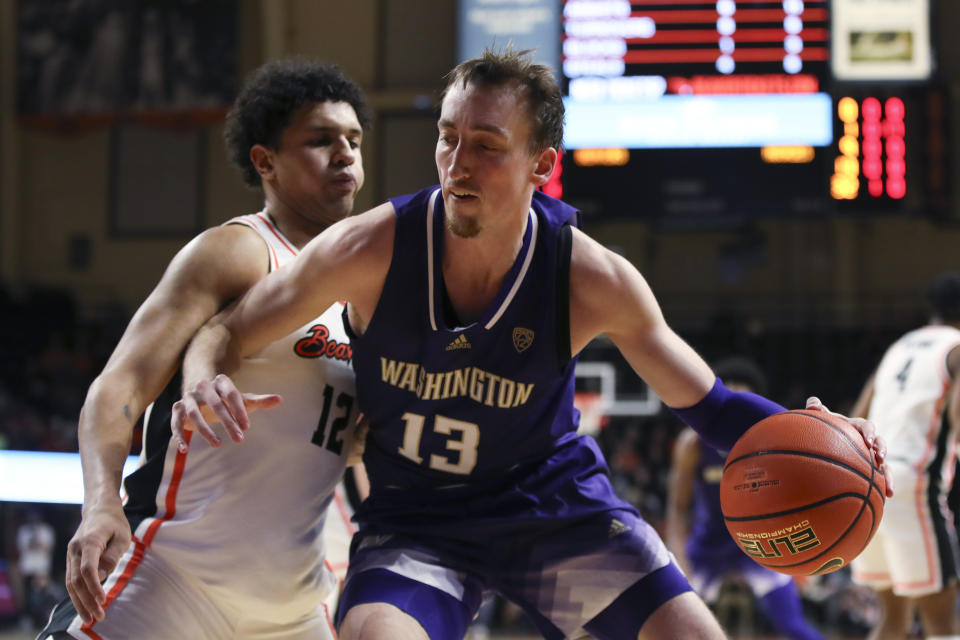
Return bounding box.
[123,405,133,424]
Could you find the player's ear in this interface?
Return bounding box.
[531,147,558,187]
[250,145,275,180]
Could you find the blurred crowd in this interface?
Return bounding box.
[0,286,128,453]
[0,284,936,637]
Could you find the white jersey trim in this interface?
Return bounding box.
[225,211,299,272]
[485,210,536,330]
[424,189,538,332]
[427,190,440,332]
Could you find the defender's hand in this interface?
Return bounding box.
[172,374,282,451]
[66,503,130,624]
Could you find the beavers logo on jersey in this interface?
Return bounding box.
[513,327,534,353]
[294,324,352,362]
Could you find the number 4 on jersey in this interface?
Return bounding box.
[895,357,913,392]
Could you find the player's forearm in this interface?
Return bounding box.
[181,322,240,391]
[77,376,140,512]
[664,521,686,554]
[664,516,692,573]
[664,503,689,550]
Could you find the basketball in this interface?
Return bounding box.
[720,410,886,576]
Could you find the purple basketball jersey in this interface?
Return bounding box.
[688,443,746,566]
[347,187,631,535]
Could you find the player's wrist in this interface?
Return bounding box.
[81,487,124,516]
[670,378,785,452]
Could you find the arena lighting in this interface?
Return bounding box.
[884,97,906,199]
[572,148,630,166]
[831,97,860,200]
[761,145,815,163]
[830,95,906,201]
[564,93,832,149]
[0,450,140,504]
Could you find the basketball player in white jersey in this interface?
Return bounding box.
[850,272,960,640]
[38,59,370,640]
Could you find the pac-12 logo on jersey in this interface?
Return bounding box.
[513,327,534,353]
[294,323,352,362]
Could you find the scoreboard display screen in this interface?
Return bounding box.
[554,0,931,220]
[562,0,830,149]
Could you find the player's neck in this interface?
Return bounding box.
[262,203,331,250]
[442,214,528,323]
[927,316,960,330]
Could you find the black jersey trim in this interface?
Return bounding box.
[122,374,180,532]
[927,410,960,583]
[555,224,573,370]
[34,594,79,638]
[341,306,358,340]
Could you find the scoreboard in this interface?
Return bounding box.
[562,0,830,149]
[554,0,941,220]
[563,0,828,82]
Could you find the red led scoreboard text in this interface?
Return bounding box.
[831,96,907,201]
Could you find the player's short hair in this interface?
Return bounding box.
[925,271,960,323]
[225,58,372,187]
[444,46,564,154]
[712,356,768,396]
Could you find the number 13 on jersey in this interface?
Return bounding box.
[397,412,479,475]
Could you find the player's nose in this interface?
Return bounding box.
[446,144,470,180]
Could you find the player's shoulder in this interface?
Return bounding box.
[182,221,268,267]
[317,201,396,256]
[160,219,271,292]
[568,228,635,295]
[532,190,582,229]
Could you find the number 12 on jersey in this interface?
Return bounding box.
[397,412,479,475]
[311,384,354,455]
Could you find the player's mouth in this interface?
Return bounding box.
[449,188,477,201]
[329,175,356,191]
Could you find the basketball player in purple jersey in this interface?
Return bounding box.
[667,358,826,640]
[176,48,891,640]
[41,60,369,640]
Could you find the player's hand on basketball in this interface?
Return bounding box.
[806,396,894,497]
[66,502,130,624]
[171,373,282,451]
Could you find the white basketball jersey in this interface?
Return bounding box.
[126,212,358,619]
[868,324,960,479]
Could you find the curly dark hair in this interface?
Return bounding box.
[225,58,372,187]
[444,46,564,154]
[925,272,960,324]
[712,356,769,396]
